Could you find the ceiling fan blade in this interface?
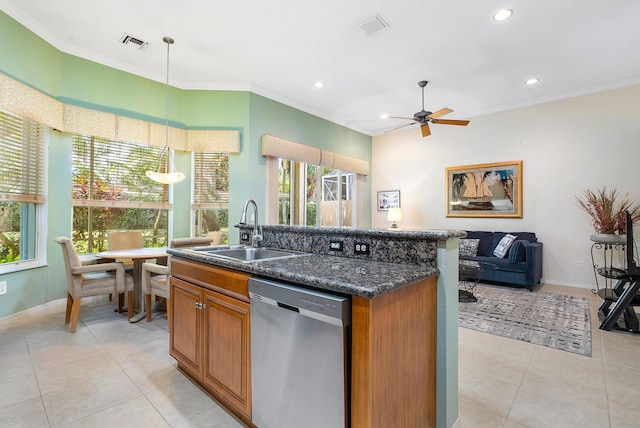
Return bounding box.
[384,122,417,133]
[421,123,431,137]
[388,116,415,120]
[431,118,470,126]
[427,108,453,119]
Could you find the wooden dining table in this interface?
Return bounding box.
[96,247,168,323]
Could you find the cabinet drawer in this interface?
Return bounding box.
[171,258,251,301]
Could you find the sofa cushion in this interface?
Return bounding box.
[493,234,517,258]
[459,239,480,257]
[508,240,527,263]
[472,255,527,273]
[465,231,494,256]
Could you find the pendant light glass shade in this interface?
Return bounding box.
[146,36,185,184]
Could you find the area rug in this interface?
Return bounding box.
[458,283,592,357]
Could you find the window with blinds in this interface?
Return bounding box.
[72,135,170,253]
[72,135,170,208]
[0,110,47,203]
[0,109,47,268]
[192,152,229,240]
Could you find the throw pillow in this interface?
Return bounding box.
[459,239,480,257]
[508,240,527,263]
[493,233,517,258]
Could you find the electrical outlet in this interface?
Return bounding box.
[329,240,343,252]
[241,232,250,241]
[0,281,7,295]
[578,261,585,269]
[354,242,370,255]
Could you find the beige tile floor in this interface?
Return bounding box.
[0,283,639,427]
[459,283,640,428]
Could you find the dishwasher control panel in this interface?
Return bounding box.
[249,277,351,327]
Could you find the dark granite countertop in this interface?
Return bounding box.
[168,249,438,299]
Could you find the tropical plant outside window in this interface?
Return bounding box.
[72,135,170,253]
[0,110,46,268]
[278,159,355,227]
[192,152,229,244]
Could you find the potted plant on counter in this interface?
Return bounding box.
[574,187,640,243]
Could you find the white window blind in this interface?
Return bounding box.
[192,152,229,209]
[0,110,47,203]
[72,135,171,209]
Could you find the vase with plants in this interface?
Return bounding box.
[574,187,640,243]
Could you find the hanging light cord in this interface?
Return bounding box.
[162,36,174,170]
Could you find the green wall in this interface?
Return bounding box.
[0,10,372,319]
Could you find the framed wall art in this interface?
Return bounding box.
[445,160,522,218]
[377,190,400,211]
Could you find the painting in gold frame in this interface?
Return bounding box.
[446,160,522,218]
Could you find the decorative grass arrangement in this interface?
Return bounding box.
[574,187,640,234]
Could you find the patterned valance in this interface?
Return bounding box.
[0,72,240,152]
[261,134,369,175]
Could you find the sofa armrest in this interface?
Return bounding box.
[524,241,543,286]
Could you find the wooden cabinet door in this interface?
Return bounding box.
[170,277,203,379]
[202,288,252,419]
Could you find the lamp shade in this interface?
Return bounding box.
[387,207,402,222]
[145,170,185,184]
[387,207,402,229]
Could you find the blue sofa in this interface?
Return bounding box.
[460,231,543,291]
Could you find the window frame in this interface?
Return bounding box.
[0,109,48,273]
[191,151,230,239]
[71,135,172,253]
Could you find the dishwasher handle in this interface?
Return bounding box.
[277,301,300,313]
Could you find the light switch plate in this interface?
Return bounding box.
[0,281,7,295]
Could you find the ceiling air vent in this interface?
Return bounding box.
[119,33,149,50]
[357,15,389,35]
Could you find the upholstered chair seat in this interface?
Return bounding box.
[56,236,134,333]
[142,236,213,322]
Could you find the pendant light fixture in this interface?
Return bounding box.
[146,36,185,184]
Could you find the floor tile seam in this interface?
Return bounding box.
[601,361,615,428]
[21,333,54,428]
[41,377,145,427]
[456,395,509,426]
[503,344,536,423]
[141,389,175,427]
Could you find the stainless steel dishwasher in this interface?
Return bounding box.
[249,277,351,428]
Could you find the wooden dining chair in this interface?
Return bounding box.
[107,231,143,266]
[56,237,134,333]
[106,231,143,301]
[142,237,213,322]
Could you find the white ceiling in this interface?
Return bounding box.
[2,0,640,136]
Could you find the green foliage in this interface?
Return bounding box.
[306,202,316,226]
[0,204,21,263]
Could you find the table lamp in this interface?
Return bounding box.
[387,207,402,229]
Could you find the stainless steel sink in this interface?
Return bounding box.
[184,245,310,263]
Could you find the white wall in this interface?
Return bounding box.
[372,84,640,288]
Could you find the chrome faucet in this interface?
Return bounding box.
[239,199,263,247]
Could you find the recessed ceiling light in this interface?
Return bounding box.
[380,114,389,119]
[314,81,324,88]
[493,9,513,21]
[525,77,540,85]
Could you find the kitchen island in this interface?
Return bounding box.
[168,225,464,428]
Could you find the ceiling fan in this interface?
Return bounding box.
[387,80,470,137]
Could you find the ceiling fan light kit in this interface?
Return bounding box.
[386,80,470,138]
